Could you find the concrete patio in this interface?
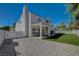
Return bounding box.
[0,37,79,56]
[13,37,79,56]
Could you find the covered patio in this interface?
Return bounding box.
[31,23,51,39]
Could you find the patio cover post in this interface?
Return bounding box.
[40,23,42,39]
[48,26,50,36]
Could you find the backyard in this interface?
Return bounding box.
[46,33,79,46]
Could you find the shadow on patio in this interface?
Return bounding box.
[0,39,19,56]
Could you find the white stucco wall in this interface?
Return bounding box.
[0,30,4,46]
[31,13,39,24]
[15,6,29,36]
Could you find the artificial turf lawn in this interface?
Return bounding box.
[47,34,79,46]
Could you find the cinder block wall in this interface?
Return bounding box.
[72,30,79,36]
[5,31,25,39]
[0,30,4,46]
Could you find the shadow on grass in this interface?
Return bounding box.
[0,39,19,56]
[46,33,65,39]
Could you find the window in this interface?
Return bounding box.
[38,18,41,23]
[46,27,48,32]
[46,20,48,23]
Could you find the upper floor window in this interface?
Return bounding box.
[46,20,49,23]
[38,18,41,23]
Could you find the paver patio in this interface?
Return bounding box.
[12,37,79,56]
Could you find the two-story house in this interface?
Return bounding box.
[15,5,54,39]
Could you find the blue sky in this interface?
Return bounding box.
[0,3,69,26]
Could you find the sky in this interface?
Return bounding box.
[0,3,69,26]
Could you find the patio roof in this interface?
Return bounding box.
[32,23,51,28]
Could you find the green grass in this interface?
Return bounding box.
[47,34,79,46]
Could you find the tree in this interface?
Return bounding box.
[67,3,79,29]
[68,20,73,30]
[10,25,15,31]
[0,26,10,31]
[10,22,16,31]
[57,23,66,30]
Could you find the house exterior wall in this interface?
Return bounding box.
[31,13,51,36]
[31,13,38,24]
[28,12,32,37]
[31,13,46,24]
[15,6,29,36]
